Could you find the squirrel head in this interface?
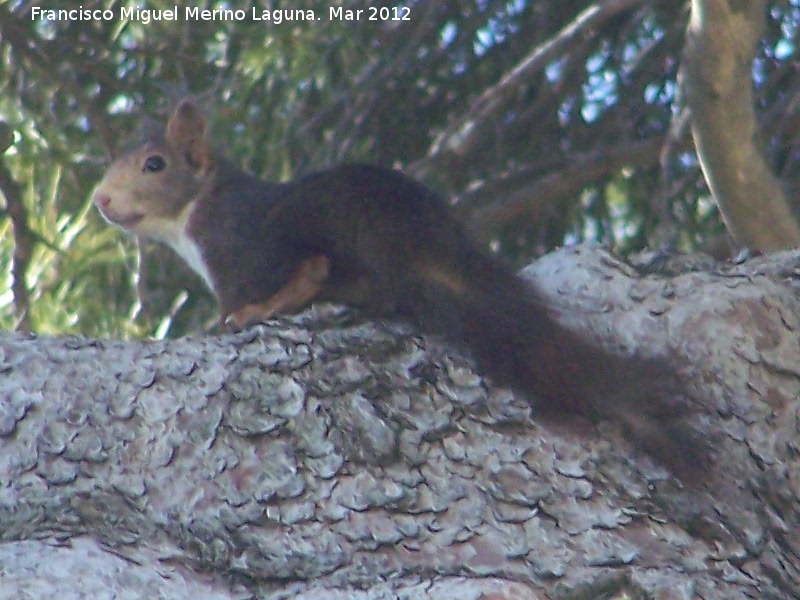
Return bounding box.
[93,99,215,242]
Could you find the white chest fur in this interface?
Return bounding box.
[169,229,216,292]
[156,201,216,293]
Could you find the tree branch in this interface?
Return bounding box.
[0,129,33,333]
[681,0,800,250]
[412,0,647,178]
[463,136,667,235]
[2,245,799,597]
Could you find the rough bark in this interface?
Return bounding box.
[681,0,800,251]
[1,244,799,599]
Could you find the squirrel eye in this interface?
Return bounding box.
[143,155,166,173]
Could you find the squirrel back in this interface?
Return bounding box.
[93,99,705,482]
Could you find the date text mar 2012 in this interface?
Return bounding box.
[330,7,411,21]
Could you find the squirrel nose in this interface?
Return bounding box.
[93,192,111,209]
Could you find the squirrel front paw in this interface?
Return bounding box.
[225,304,277,330]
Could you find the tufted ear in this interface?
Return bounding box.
[165,98,211,171]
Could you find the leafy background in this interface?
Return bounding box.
[1,0,800,338]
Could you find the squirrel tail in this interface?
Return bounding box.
[403,252,705,482]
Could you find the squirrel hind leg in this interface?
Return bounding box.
[226,254,331,329]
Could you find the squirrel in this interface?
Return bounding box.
[93,98,705,483]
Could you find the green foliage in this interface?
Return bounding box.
[0,0,795,337]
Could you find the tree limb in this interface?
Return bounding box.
[464,136,667,236]
[1,245,799,597]
[412,0,647,178]
[681,0,800,250]
[0,134,34,333]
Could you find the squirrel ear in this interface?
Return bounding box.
[165,99,211,171]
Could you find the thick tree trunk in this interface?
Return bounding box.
[681,0,800,251]
[1,244,799,599]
